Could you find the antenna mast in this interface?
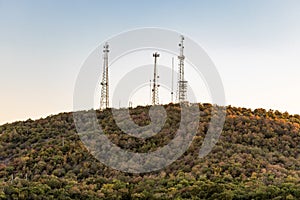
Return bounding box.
[152,52,160,105]
[171,57,174,103]
[149,79,152,105]
[177,35,187,103]
[100,42,109,110]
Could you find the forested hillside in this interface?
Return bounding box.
[0,103,299,199]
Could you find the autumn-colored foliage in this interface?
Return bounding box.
[0,103,299,199]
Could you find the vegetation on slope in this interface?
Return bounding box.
[0,103,299,199]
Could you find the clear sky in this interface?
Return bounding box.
[1,0,300,125]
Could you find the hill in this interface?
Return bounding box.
[0,103,299,199]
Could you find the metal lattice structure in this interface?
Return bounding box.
[177,35,187,103]
[100,42,109,110]
[152,52,160,105]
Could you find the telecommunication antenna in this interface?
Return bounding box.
[100,42,109,110]
[152,52,160,105]
[149,79,152,105]
[177,35,187,103]
[171,57,174,103]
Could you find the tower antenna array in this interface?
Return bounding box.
[152,52,160,105]
[177,35,187,102]
[100,42,109,110]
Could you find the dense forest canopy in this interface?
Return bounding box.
[0,103,299,199]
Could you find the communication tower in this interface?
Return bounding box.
[177,35,187,102]
[152,52,160,105]
[100,42,109,110]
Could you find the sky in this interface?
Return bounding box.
[0,0,300,125]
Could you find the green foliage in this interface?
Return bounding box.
[0,103,299,199]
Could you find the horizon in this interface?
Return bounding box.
[1,101,298,126]
[1,0,300,125]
